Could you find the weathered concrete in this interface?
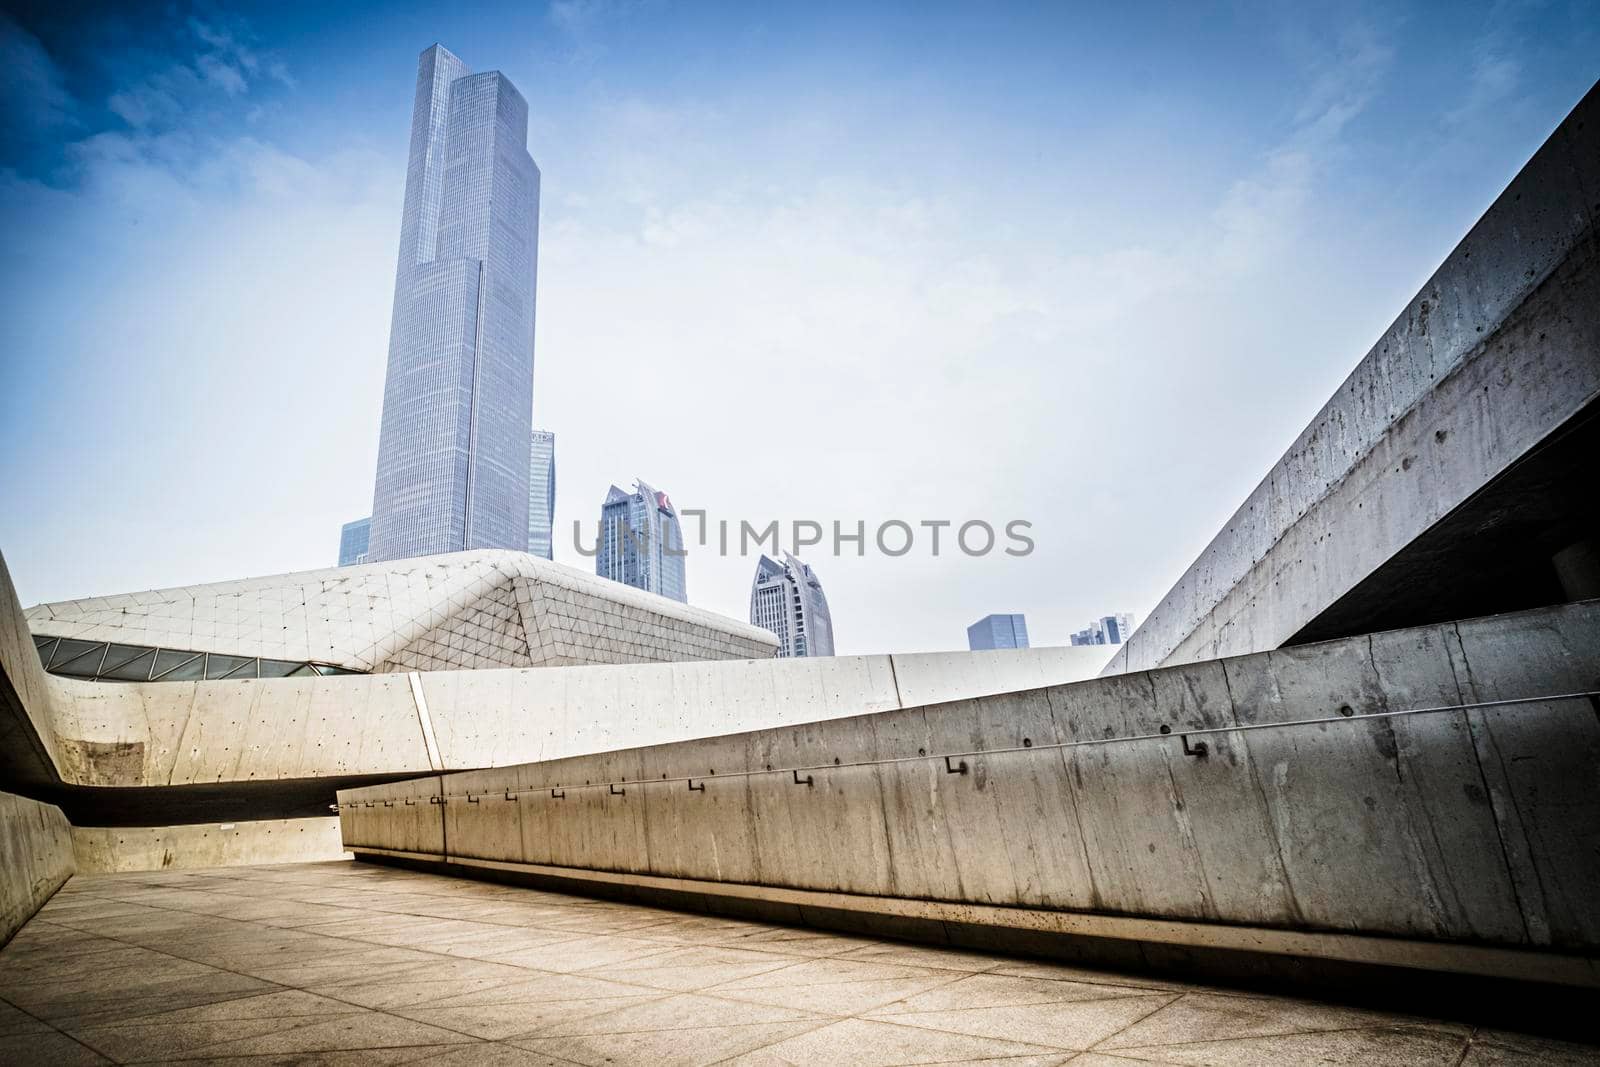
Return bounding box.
[0,789,74,947]
[1107,81,1600,676]
[71,817,347,874]
[340,601,1600,984]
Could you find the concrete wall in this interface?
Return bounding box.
[339,601,1600,982]
[72,817,346,874]
[1108,82,1600,675]
[0,790,74,946]
[37,645,1113,790]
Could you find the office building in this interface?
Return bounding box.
[749,552,835,657]
[1072,613,1136,646]
[337,517,371,567]
[366,44,541,563]
[597,480,687,602]
[527,430,555,560]
[968,613,1029,651]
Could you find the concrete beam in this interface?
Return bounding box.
[1107,81,1600,675]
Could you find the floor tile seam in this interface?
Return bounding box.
[1101,1020,1480,1053]
[116,1038,490,1064]
[685,1016,845,1065]
[564,952,806,984]
[501,1003,835,1043]
[706,965,973,998]
[0,992,124,1065]
[69,1007,363,1063]
[845,1009,1111,1054]
[1080,992,1187,1052]
[62,995,369,1037]
[866,989,1191,1018]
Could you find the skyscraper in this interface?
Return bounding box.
[527,430,555,560]
[337,518,371,567]
[596,481,687,602]
[1070,613,1136,646]
[967,613,1029,651]
[750,553,835,657]
[365,44,541,564]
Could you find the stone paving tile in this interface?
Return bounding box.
[4,862,1598,1067]
[1099,990,1470,1050]
[717,1016,1070,1064]
[512,1019,825,1065]
[1100,1026,1472,1064]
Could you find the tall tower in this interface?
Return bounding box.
[750,553,835,657]
[366,44,541,563]
[527,429,556,560]
[596,480,687,603]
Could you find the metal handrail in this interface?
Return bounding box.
[330,689,1599,811]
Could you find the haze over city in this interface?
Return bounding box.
[1,1,1595,653]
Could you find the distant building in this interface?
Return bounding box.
[597,480,686,602]
[527,430,555,560]
[1071,613,1136,646]
[750,553,835,657]
[338,518,371,567]
[968,613,1029,651]
[366,44,541,563]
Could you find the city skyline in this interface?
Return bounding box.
[2,4,1595,654]
[365,44,541,564]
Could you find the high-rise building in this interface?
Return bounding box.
[365,44,541,564]
[749,553,835,657]
[968,613,1029,651]
[596,481,686,602]
[337,518,371,567]
[1071,613,1136,646]
[527,430,555,560]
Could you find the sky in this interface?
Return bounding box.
[0,1,1595,655]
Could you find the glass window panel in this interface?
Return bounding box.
[33,636,58,663]
[53,642,109,676]
[157,654,207,681]
[204,654,253,680]
[99,643,152,675]
[257,660,300,678]
[151,649,200,679]
[219,659,259,679]
[285,664,318,677]
[101,648,158,681]
[48,639,103,670]
[33,633,54,650]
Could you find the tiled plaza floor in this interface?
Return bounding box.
[1,862,1595,1066]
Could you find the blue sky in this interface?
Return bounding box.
[0,1,1595,653]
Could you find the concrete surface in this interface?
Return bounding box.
[71,819,348,874]
[2,860,1595,1065]
[1106,80,1600,676]
[0,790,74,948]
[339,600,1600,981]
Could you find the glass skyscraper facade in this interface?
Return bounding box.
[750,553,835,657]
[337,517,371,567]
[596,481,686,603]
[967,613,1030,651]
[1071,613,1136,646]
[527,429,555,560]
[366,44,541,564]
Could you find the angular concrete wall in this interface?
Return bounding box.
[339,602,1600,983]
[0,790,74,946]
[71,818,346,874]
[1108,82,1600,675]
